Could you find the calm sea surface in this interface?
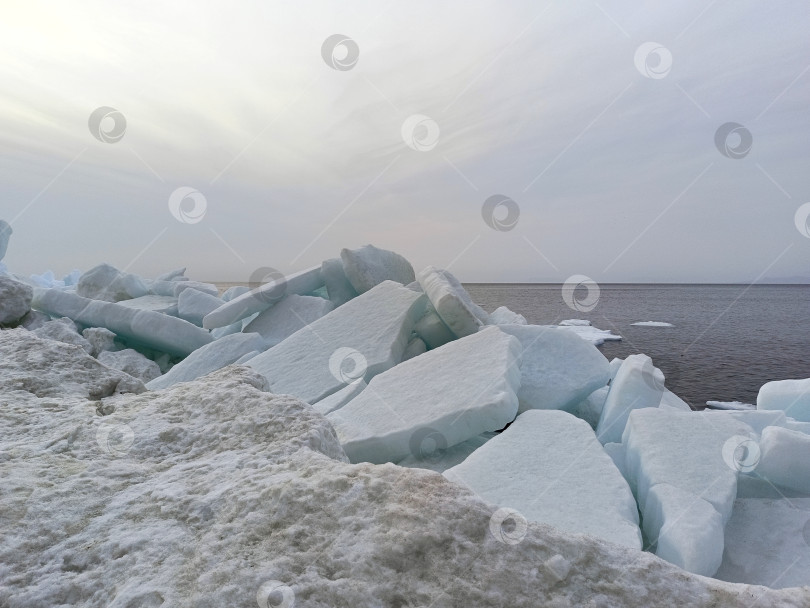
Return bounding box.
[466,284,810,408]
[214,282,810,408]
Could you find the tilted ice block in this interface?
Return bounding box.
[488,306,527,325]
[171,281,219,298]
[622,408,752,524]
[643,483,725,577]
[659,390,691,411]
[755,426,810,493]
[154,267,186,281]
[414,306,455,349]
[572,386,610,429]
[327,326,521,464]
[444,410,642,550]
[77,263,149,302]
[417,266,489,338]
[402,336,426,360]
[176,288,223,326]
[321,257,358,306]
[221,285,250,301]
[248,281,425,404]
[0,219,11,261]
[340,244,415,293]
[203,265,323,329]
[116,295,179,316]
[0,275,32,324]
[597,354,665,445]
[397,433,495,473]
[311,380,367,416]
[82,327,122,357]
[757,378,810,422]
[498,324,610,413]
[146,332,266,390]
[32,288,212,356]
[242,294,334,347]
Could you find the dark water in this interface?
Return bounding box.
[465,284,810,409]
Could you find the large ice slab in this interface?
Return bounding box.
[757,378,810,422]
[243,294,334,347]
[642,484,725,577]
[327,326,521,464]
[202,265,323,329]
[444,410,642,549]
[32,288,212,356]
[414,305,455,349]
[176,287,223,326]
[248,281,425,404]
[596,354,665,444]
[77,263,149,302]
[417,266,489,337]
[340,244,415,293]
[145,332,266,390]
[0,275,33,324]
[498,324,609,413]
[755,426,810,493]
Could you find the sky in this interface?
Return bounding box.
[1,0,809,283]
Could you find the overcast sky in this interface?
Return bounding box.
[1,0,809,283]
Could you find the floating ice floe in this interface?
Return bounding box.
[498,324,610,413]
[32,288,212,356]
[248,280,425,403]
[327,326,521,464]
[417,266,490,337]
[705,400,756,410]
[631,321,674,327]
[340,244,415,294]
[557,322,622,346]
[202,265,323,329]
[757,378,810,422]
[444,410,642,549]
[242,294,334,347]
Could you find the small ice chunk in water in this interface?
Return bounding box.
[631,321,674,327]
[705,400,756,411]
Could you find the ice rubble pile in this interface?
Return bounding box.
[2,229,810,596]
